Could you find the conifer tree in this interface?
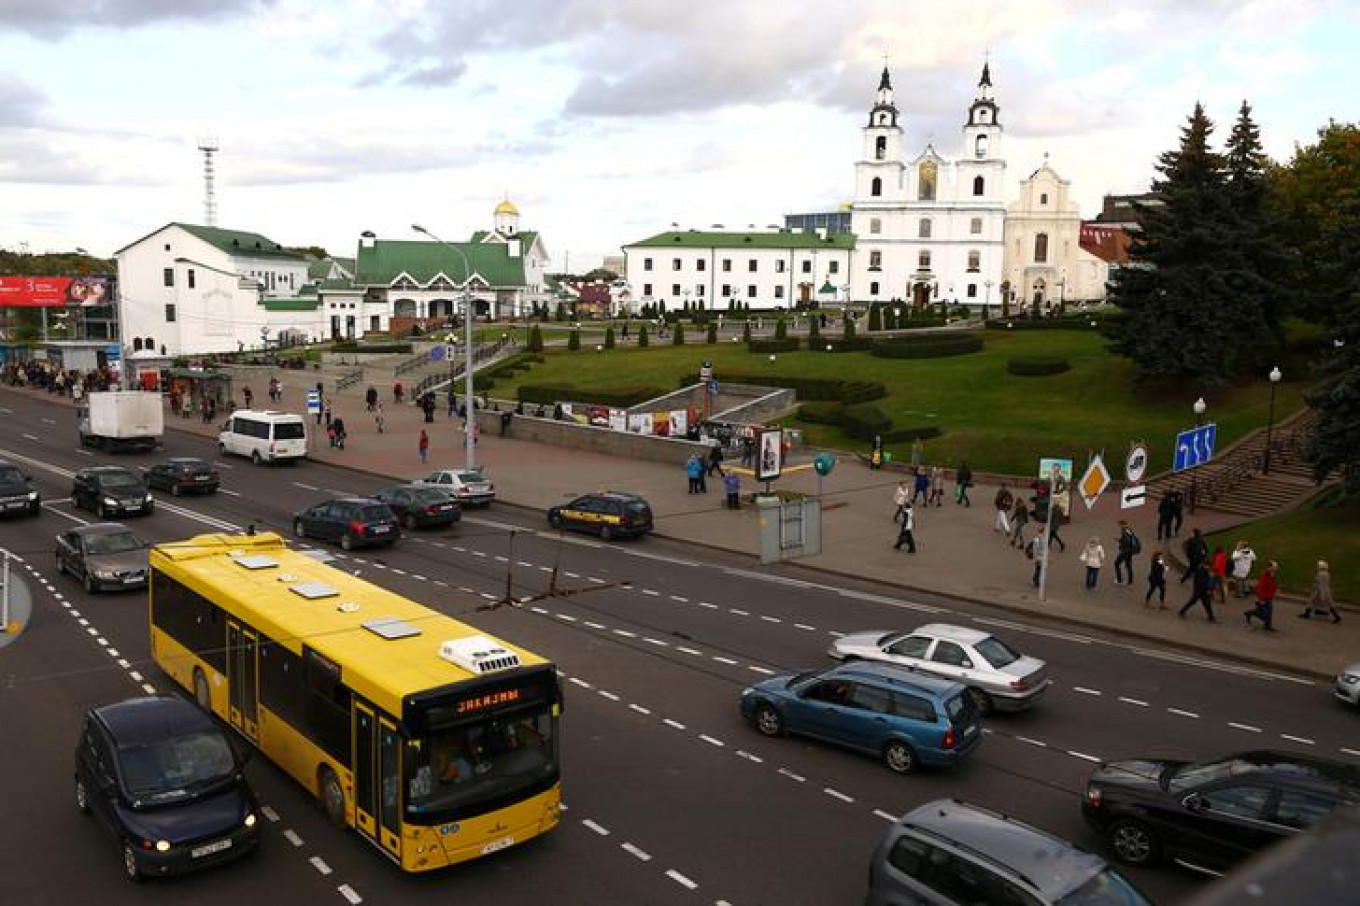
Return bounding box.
[638,325,649,347]
[706,321,717,343]
[672,322,685,345]
[774,317,788,341]
[527,324,544,352]
[868,303,882,332]
[567,329,580,351]
[741,320,751,343]
[604,326,616,349]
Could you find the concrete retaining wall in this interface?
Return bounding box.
[713,387,796,424]
[475,409,710,465]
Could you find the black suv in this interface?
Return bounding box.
[1083,750,1360,877]
[292,498,399,550]
[75,696,260,881]
[372,484,462,529]
[72,466,154,518]
[547,492,653,540]
[0,460,40,517]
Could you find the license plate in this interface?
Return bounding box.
[191,838,232,859]
[480,836,515,855]
[370,525,391,533]
[123,575,143,584]
[2,501,23,510]
[194,475,210,482]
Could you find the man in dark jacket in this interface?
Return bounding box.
[1181,528,1208,582]
[1156,492,1176,541]
[1178,562,1218,622]
[1114,520,1140,585]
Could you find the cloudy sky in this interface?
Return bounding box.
[1,0,1355,270]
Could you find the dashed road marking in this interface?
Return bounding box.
[338,884,362,905]
[292,482,319,491]
[1281,734,1315,745]
[582,819,610,836]
[699,734,725,748]
[1167,708,1200,718]
[777,768,806,782]
[309,856,332,875]
[677,646,703,656]
[1117,696,1149,707]
[1073,686,1103,696]
[261,806,280,822]
[629,704,652,715]
[874,809,898,822]
[1067,750,1102,763]
[1016,736,1048,748]
[598,690,621,702]
[613,629,637,638]
[666,870,697,890]
[283,829,304,847]
[712,656,737,665]
[794,623,816,631]
[1228,721,1263,733]
[642,588,659,596]
[621,842,652,861]
[823,787,854,804]
[663,718,686,731]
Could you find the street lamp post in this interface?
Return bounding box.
[412,224,478,472]
[1190,396,1206,513]
[1057,272,1067,315]
[1263,366,1282,474]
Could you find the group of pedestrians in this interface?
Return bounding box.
[683,447,742,507]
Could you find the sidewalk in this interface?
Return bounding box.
[10,381,1356,680]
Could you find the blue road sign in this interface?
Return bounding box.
[1173,423,1217,472]
[708,379,719,396]
[429,345,445,361]
[306,390,321,415]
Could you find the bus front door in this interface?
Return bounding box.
[353,703,378,839]
[352,704,402,862]
[226,622,260,741]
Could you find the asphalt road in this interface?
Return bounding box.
[1,389,1355,906]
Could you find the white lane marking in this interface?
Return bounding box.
[698,601,718,609]
[598,690,620,702]
[141,683,156,694]
[588,576,606,584]
[213,461,234,469]
[1281,734,1315,745]
[40,418,54,424]
[283,829,304,847]
[293,482,319,491]
[663,718,686,730]
[621,842,652,861]
[411,574,426,582]
[108,648,119,658]
[78,618,89,626]
[777,767,806,782]
[712,656,737,665]
[971,615,1095,643]
[737,751,764,764]
[642,637,668,647]
[729,608,749,616]
[1016,736,1048,748]
[666,869,698,890]
[473,550,487,558]
[129,671,143,682]
[582,819,610,836]
[260,806,279,822]
[42,504,90,525]
[21,433,39,441]
[677,646,703,656]
[613,629,637,638]
[338,884,363,905]
[1067,750,1103,763]
[1342,748,1360,758]
[433,579,448,587]
[1073,686,1103,696]
[530,606,548,614]
[96,637,108,646]
[584,621,606,630]
[389,567,407,575]
[823,788,854,804]
[493,555,507,562]
[1117,696,1149,707]
[760,615,781,623]
[555,612,577,621]
[518,560,535,567]
[1167,708,1200,718]
[874,809,897,822]
[670,595,689,602]
[747,666,775,675]
[1129,647,1315,685]
[699,734,725,748]
[219,488,241,496]
[1228,722,1264,733]
[564,570,580,579]
[309,856,332,875]
[642,588,660,596]
[795,623,816,631]
[74,448,93,456]
[628,704,651,715]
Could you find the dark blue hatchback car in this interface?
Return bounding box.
[740,662,982,774]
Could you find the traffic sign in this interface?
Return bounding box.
[1125,443,1148,484]
[306,390,321,415]
[1121,485,1148,509]
[1078,454,1111,510]
[429,345,446,361]
[1173,423,1217,472]
[708,379,719,396]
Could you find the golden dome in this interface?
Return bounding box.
[494,198,519,216]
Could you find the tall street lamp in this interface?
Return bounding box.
[1190,396,1207,512]
[411,224,478,472]
[1263,366,1282,474]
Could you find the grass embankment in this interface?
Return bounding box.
[1208,492,1359,603]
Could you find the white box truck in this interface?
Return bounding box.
[78,391,164,452]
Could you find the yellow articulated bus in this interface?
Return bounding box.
[148,531,563,872]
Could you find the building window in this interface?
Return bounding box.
[643,283,652,296]
[144,336,154,350]
[133,338,143,351]
[721,284,731,297]
[975,134,988,158]
[1034,233,1049,264]
[967,284,978,298]
[967,251,981,272]
[918,251,931,269]
[874,136,886,160]
[747,285,757,298]
[696,259,706,272]
[671,284,681,297]
[918,218,932,239]
[162,267,174,287]
[165,304,176,322]
[187,269,196,289]
[748,259,758,272]
[971,217,983,235]
[722,259,732,272]
[670,258,681,270]
[643,258,653,271]
[775,260,786,273]
[696,285,705,297]
[918,160,937,201]
[870,218,882,235]
[774,286,785,299]
[163,243,170,252]
[869,282,880,296]
[829,261,839,274]
[801,260,812,274]
[1040,192,1048,205]
[869,251,882,271]
[870,177,882,197]
[973,175,985,196]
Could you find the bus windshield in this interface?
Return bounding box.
[406,709,557,817]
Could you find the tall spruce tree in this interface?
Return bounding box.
[1223,100,1290,333]
[1107,103,1273,386]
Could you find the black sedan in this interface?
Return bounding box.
[144,458,219,496]
[372,485,462,530]
[72,466,154,518]
[55,524,150,594]
[292,498,399,550]
[547,492,653,540]
[1082,750,1360,877]
[75,696,260,881]
[0,459,40,517]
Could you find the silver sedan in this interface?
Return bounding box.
[1336,663,1360,707]
[828,623,1050,713]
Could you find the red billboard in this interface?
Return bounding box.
[0,276,111,307]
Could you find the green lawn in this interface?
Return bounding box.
[486,330,1308,476]
[1208,492,1359,603]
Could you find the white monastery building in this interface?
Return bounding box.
[1002,158,1110,308]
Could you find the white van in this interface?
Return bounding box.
[218,410,308,464]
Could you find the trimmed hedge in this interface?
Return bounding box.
[747,338,800,353]
[985,314,1112,330]
[683,372,886,403]
[881,425,942,443]
[331,341,413,354]
[796,402,842,425]
[841,380,888,404]
[1007,357,1071,376]
[839,403,892,440]
[814,337,874,353]
[870,334,984,359]
[516,383,664,407]
[794,404,945,444]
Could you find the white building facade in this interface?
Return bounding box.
[1003,160,1109,308]
[849,65,1007,311]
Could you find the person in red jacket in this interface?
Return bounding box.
[1245,560,1279,632]
[1210,546,1228,605]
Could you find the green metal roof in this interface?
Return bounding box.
[307,259,333,279]
[174,224,307,261]
[354,239,527,288]
[625,230,856,251]
[259,297,320,312]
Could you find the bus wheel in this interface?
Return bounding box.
[319,767,346,829]
[193,669,211,712]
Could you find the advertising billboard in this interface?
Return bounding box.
[0,276,112,307]
[756,428,784,481]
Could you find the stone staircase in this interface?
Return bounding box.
[1148,409,1327,519]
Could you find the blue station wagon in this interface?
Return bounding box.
[740,662,982,774]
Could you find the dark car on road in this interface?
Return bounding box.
[55,524,150,593]
[75,695,260,881]
[0,459,40,517]
[868,798,1151,906]
[372,485,462,530]
[740,661,982,774]
[292,498,399,550]
[144,458,219,496]
[1082,750,1360,877]
[547,492,653,540]
[72,466,154,518]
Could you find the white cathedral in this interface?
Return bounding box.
[849,63,1006,310]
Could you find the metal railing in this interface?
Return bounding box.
[335,368,364,391]
[410,337,516,399]
[393,350,434,377]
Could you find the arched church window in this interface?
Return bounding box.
[875,136,886,160]
[1034,233,1049,264]
[978,109,988,122]
[973,175,985,196]
[871,177,882,197]
[917,160,937,201]
[975,134,988,158]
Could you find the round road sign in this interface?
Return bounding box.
[1125,443,1149,484]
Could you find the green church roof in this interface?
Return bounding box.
[625,230,856,251]
[354,239,527,288]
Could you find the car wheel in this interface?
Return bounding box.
[96,502,107,520]
[29,501,40,516]
[402,513,416,531]
[56,554,66,575]
[251,450,263,465]
[966,687,993,715]
[170,483,181,497]
[122,842,142,882]
[1107,818,1160,867]
[84,571,98,595]
[883,739,918,775]
[293,519,306,539]
[218,442,227,455]
[340,533,355,551]
[754,703,784,737]
[75,777,90,814]
[319,767,346,830]
[599,525,613,541]
[193,668,211,712]
[548,512,562,528]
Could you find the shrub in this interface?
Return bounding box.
[604,326,616,349]
[554,302,567,322]
[688,371,885,403]
[843,316,856,340]
[870,334,984,359]
[807,316,821,343]
[1007,357,1071,376]
[672,322,686,345]
[567,329,581,351]
[741,320,752,342]
[747,338,800,353]
[984,314,1112,331]
[527,324,544,352]
[331,341,413,354]
[840,380,887,403]
[839,403,893,440]
[881,425,942,443]
[706,321,718,344]
[472,374,495,391]
[796,402,843,424]
[819,337,874,353]
[638,325,649,347]
[517,383,665,407]
[868,305,883,332]
[774,317,788,340]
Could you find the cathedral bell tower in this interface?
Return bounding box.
[963,61,1002,162]
[855,66,905,203]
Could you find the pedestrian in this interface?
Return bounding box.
[1246,560,1280,631]
[242,385,253,408]
[418,429,429,464]
[740,434,754,467]
[893,479,911,521]
[1210,545,1228,606]
[269,377,280,402]
[331,417,346,450]
[422,392,436,423]
[955,462,973,507]
[1027,531,1047,588]
[365,386,378,412]
[993,483,1013,535]
[706,442,725,477]
[912,467,929,505]
[1046,504,1066,553]
[1169,489,1185,537]
[685,454,703,494]
[894,501,916,553]
[1230,540,1257,597]
[448,389,457,418]
[870,434,884,470]
[375,402,386,434]
[929,465,945,507]
[1180,528,1208,582]
[1301,560,1341,623]
[723,471,741,509]
[1178,562,1218,622]
[1080,536,1107,590]
[324,406,333,432]
[393,381,404,405]
[1114,520,1141,585]
[1156,491,1176,541]
[1145,552,1168,608]
[1008,495,1029,547]
[500,409,512,437]
[910,438,923,472]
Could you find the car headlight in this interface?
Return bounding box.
[741,687,754,697]
[1343,673,1359,684]
[103,496,118,507]
[144,494,154,504]
[244,813,257,828]
[27,491,38,500]
[154,839,171,853]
